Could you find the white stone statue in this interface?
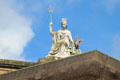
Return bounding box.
[46,18,82,59]
[46,7,82,60]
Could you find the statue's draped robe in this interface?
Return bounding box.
[48,29,73,58]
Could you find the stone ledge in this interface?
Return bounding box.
[0,59,36,69]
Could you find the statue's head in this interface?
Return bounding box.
[61,18,67,29]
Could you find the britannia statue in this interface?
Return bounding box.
[46,8,82,60]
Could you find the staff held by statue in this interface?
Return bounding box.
[48,7,54,23]
[48,7,54,36]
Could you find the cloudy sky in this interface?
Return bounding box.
[0,0,120,61]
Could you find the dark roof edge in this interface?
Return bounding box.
[0,59,36,69]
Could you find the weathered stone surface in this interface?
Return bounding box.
[0,60,36,74]
[0,68,16,74]
[0,50,120,80]
[0,59,36,68]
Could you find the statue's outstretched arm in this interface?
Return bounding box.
[49,22,54,36]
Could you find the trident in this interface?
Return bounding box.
[48,6,54,22]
